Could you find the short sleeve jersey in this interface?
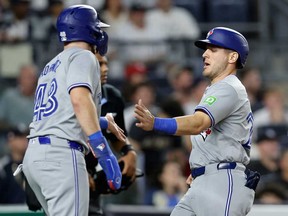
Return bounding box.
[189,75,253,168]
[28,47,101,148]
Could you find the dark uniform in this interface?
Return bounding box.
[0,155,26,204]
[86,84,128,216]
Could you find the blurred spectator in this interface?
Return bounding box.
[31,0,64,41]
[125,62,148,85]
[151,161,187,207]
[100,0,129,80]
[183,77,210,154]
[167,65,195,115]
[157,98,190,176]
[238,67,264,112]
[0,0,9,20]
[0,127,29,204]
[29,0,48,13]
[30,0,64,69]
[0,0,31,42]
[146,0,200,40]
[124,81,159,132]
[0,64,38,130]
[63,0,104,10]
[124,81,160,204]
[121,62,149,103]
[100,0,129,38]
[247,125,282,175]
[122,0,157,9]
[253,87,288,141]
[190,77,209,110]
[115,3,167,65]
[257,147,288,200]
[255,183,287,204]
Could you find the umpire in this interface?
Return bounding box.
[86,53,137,215]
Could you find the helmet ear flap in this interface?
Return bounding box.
[95,31,108,56]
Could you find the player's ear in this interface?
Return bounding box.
[228,52,239,65]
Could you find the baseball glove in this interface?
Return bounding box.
[94,161,144,195]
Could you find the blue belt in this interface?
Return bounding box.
[38,136,84,153]
[191,162,237,179]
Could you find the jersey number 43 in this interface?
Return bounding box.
[33,78,58,121]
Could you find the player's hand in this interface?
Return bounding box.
[119,150,137,182]
[134,99,154,131]
[186,174,193,186]
[88,173,96,191]
[105,113,126,142]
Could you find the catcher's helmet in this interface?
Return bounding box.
[56,4,109,56]
[195,27,249,69]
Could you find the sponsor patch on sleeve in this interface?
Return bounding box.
[204,96,217,105]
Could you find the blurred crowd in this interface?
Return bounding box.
[0,0,288,211]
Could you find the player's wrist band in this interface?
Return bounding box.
[100,117,108,130]
[120,144,135,156]
[88,131,112,158]
[88,130,104,141]
[153,117,177,135]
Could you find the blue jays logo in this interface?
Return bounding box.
[206,29,214,38]
[200,128,212,141]
[97,143,105,151]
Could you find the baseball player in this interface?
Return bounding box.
[134,27,260,216]
[86,53,137,216]
[22,5,124,216]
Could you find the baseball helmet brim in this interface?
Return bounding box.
[99,21,110,28]
[195,39,211,50]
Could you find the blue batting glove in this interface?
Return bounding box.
[88,131,122,190]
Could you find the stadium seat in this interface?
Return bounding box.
[206,0,250,22]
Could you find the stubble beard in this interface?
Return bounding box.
[204,63,227,81]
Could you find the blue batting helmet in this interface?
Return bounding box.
[56,4,109,56]
[195,27,249,69]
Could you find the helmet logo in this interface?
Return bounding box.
[206,29,214,38]
[60,31,67,41]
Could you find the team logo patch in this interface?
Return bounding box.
[200,128,212,141]
[204,96,217,105]
[207,29,214,38]
[97,143,106,151]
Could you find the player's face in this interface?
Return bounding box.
[202,45,232,81]
[96,53,109,84]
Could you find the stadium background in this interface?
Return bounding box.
[0,0,288,215]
